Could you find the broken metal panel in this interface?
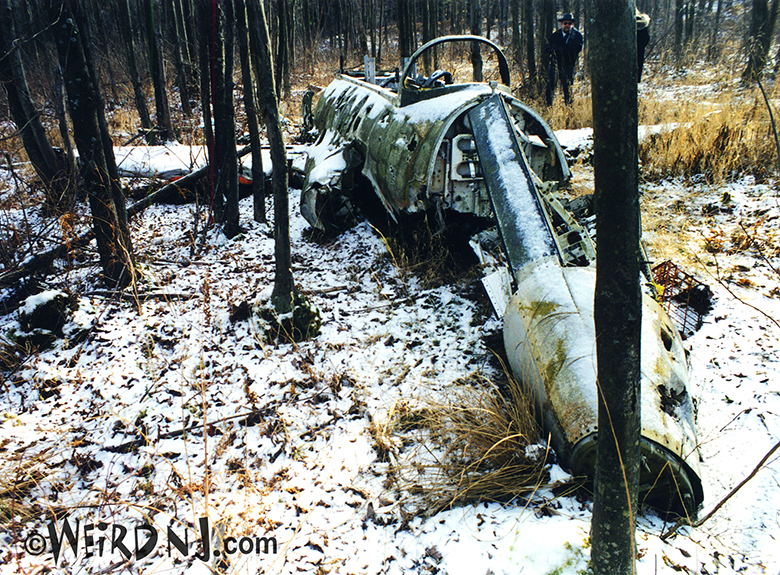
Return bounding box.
[469,95,559,274]
[301,63,571,234]
[300,36,703,517]
[503,261,703,516]
[504,99,571,185]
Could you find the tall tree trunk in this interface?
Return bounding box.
[145,0,175,141]
[397,0,415,58]
[710,0,723,61]
[247,0,295,312]
[378,0,385,64]
[470,0,483,81]
[209,0,239,236]
[0,0,72,208]
[172,0,192,116]
[119,0,155,143]
[421,0,433,73]
[588,1,641,574]
[236,0,266,223]
[498,0,505,44]
[523,0,536,89]
[685,1,697,43]
[675,0,685,60]
[743,0,780,82]
[275,0,291,99]
[51,63,77,196]
[484,0,492,40]
[197,0,215,223]
[511,0,520,66]
[53,0,135,289]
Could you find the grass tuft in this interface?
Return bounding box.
[376,372,559,515]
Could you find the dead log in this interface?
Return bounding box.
[0,147,253,288]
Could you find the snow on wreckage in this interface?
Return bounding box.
[299,35,704,517]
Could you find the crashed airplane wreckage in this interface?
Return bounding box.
[300,36,703,517]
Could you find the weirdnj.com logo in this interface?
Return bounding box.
[23,514,277,565]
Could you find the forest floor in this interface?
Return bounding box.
[0,70,779,574]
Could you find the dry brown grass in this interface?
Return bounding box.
[638,90,778,183]
[373,371,558,514]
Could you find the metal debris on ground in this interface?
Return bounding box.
[652,260,713,338]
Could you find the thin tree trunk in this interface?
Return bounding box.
[119,0,155,143]
[685,1,696,42]
[275,0,291,99]
[675,0,685,61]
[523,0,536,89]
[236,0,266,223]
[511,0,520,66]
[743,0,779,82]
[247,0,295,312]
[145,0,175,141]
[196,0,215,224]
[397,0,414,58]
[470,0,483,81]
[0,0,71,208]
[710,0,722,61]
[209,0,239,236]
[172,0,192,116]
[53,0,135,289]
[588,1,641,574]
[51,64,77,195]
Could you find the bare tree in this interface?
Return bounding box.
[743,0,780,82]
[53,0,135,288]
[144,0,175,141]
[118,0,154,142]
[0,0,72,209]
[210,0,239,237]
[235,0,266,224]
[470,0,483,81]
[587,1,641,574]
[246,0,294,312]
[274,0,293,99]
[171,0,193,116]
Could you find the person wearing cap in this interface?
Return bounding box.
[636,8,651,82]
[545,13,583,106]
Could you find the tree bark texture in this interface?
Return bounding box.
[246,0,294,311]
[196,0,215,221]
[470,0,483,81]
[235,0,266,223]
[743,0,780,82]
[118,0,154,142]
[587,1,641,574]
[523,0,536,88]
[209,0,239,236]
[144,0,175,141]
[0,0,71,207]
[171,0,193,116]
[54,0,135,289]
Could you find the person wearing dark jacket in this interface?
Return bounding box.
[545,13,583,106]
[636,9,651,82]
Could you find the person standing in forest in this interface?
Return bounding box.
[637,8,651,82]
[545,13,583,106]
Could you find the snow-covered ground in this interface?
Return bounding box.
[0,143,779,575]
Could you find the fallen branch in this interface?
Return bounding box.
[86,290,198,301]
[661,438,780,540]
[0,147,254,288]
[104,407,269,453]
